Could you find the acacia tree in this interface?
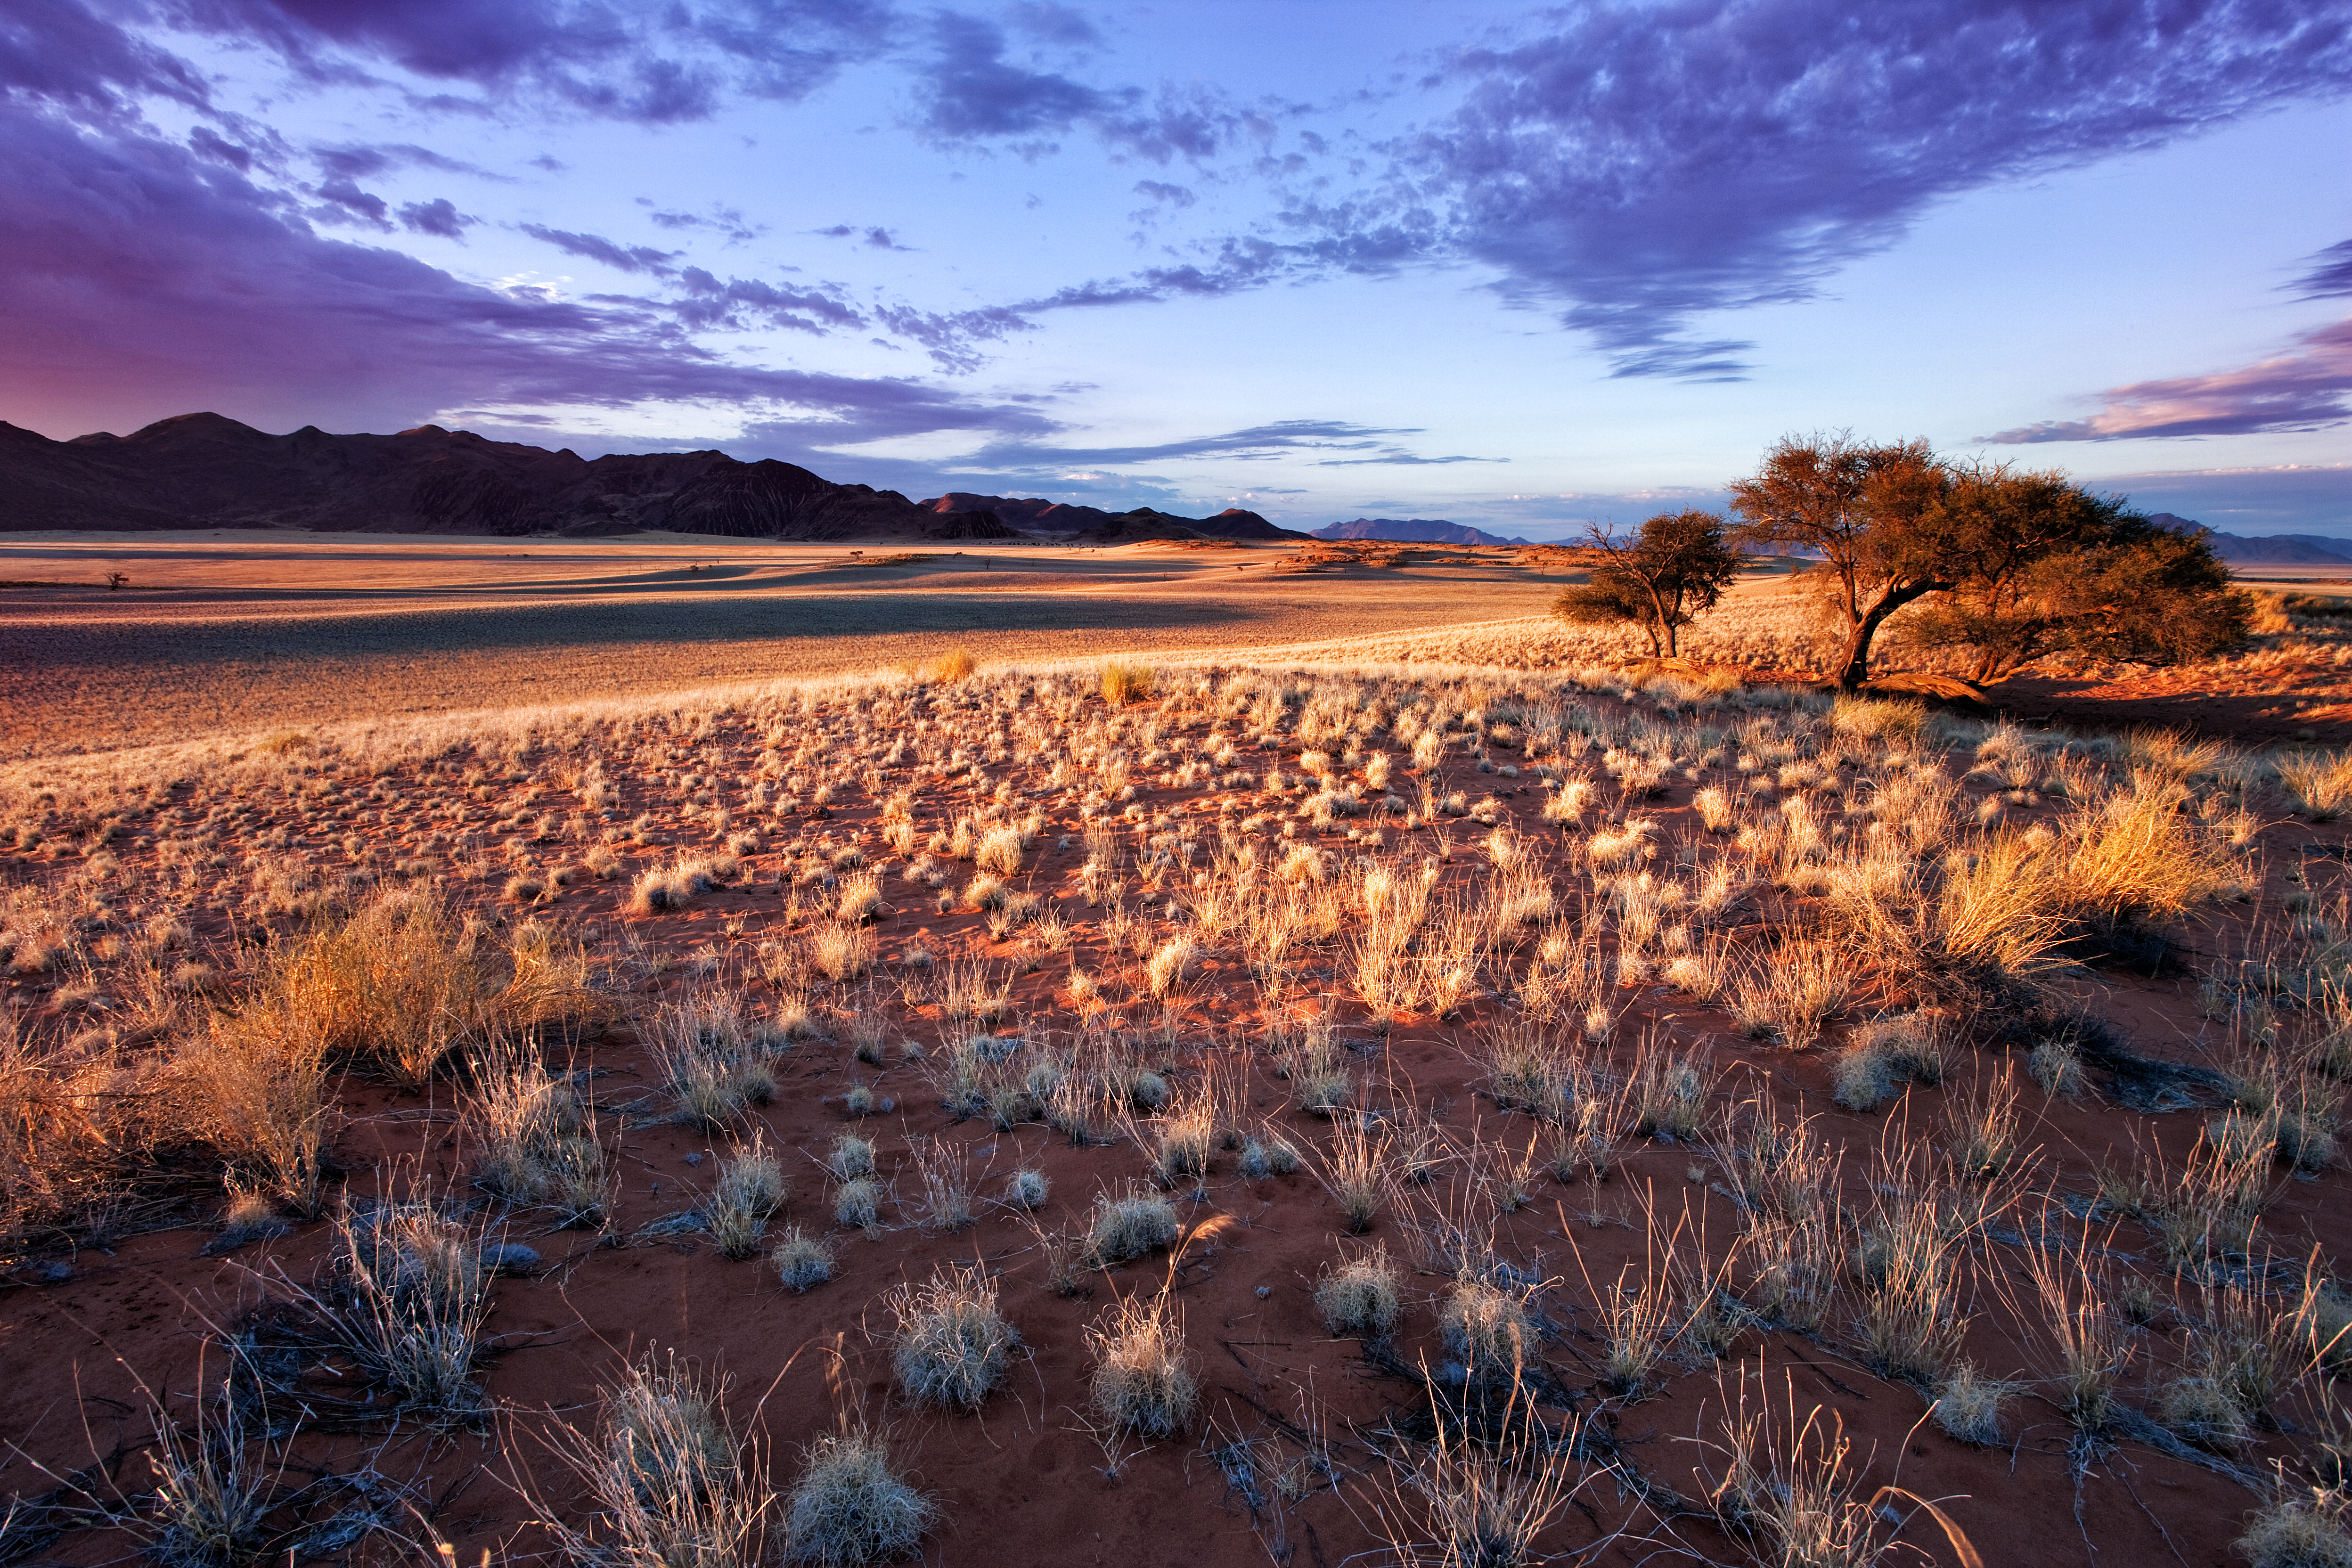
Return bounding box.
[1552,509,1743,658]
[1731,436,2251,688]
[1727,434,1961,690]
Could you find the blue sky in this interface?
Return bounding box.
[3,0,2348,535]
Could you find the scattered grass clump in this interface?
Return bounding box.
[771,1227,835,1292]
[1315,1246,1402,1340]
[889,1262,1019,1412]
[1087,1290,1196,1438]
[1083,1184,1180,1266]
[783,1426,933,1567]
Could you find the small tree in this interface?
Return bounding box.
[1552,510,1743,659]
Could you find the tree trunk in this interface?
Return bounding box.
[1835,580,1948,691]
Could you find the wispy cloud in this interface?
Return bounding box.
[1983,318,2352,443]
[2291,239,2352,301]
[1364,0,2352,378]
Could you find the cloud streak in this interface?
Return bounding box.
[1983,317,2352,443]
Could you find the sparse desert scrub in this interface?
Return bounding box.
[13,626,2352,1568]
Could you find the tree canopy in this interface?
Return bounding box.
[1552,509,1743,659]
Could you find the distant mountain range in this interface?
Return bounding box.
[917,492,1307,543]
[2157,513,2352,564]
[1311,517,1532,547]
[0,414,1298,543]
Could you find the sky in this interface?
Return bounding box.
[3,0,2349,538]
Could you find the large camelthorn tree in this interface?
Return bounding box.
[1728,434,2247,689]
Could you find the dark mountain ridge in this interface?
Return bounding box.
[0,413,1015,541]
[916,491,1308,542]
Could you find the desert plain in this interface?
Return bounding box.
[9,534,2352,1568]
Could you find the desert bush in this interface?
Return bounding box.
[707,1136,786,1260]
[2277,751,2352,822]
[1312,1115,1390,1233]
[907,1134,973,1232]
[770,1226,835,1292]
[179,1007,333,1216]
[2239,1488,2352,1568]
[1004,1168,1049,1209]
[1102,662,1156,706]
[828,1133,875,1180]
[1931,1362,2017,1446]
[541,1355,767,1568]
[1699,1368,1950,1568]
[833,1176,882,1233]
[782,1422,932,1566]
[334,1199,492,1424]
[1444,1274,1535,1388]
[252,891,500,1086]
[471,1042,608,1225]
[1726,939,1850,1050]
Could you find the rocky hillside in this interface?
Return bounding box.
[0,414,1015,541]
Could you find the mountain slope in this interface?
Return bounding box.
[0,413,1015,541]
[1311,517,1530,547]
[2147,513,2352,565]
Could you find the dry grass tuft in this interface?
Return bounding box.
[889,1262,1019,1411]
[782,1421,932,1566]
[1087,1289,1197,1438]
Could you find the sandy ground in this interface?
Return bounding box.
[4,534,1583,759]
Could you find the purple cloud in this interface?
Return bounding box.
[946,418,1484,469]
[1983,317,2352,443]
[517,222,681,274]
[0,105,1062,446]
[915,12,1116,139]
[1292,0,2352,377]
[312,174,390,227]
[160,0,898,122]
[398,196,473,237]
